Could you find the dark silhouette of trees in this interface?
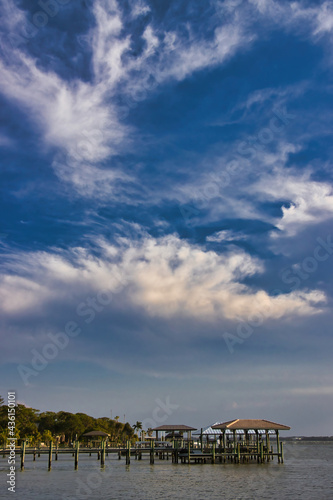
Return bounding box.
[0,396,135,445]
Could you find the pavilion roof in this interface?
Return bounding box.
[212,419,290,431]
[192,423,223,435]
[152,425,197,431]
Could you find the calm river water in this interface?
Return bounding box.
[1,441,332,499]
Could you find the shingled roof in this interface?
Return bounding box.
[212,419,290,431]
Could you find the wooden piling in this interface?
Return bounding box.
[74,440,79,470]
[21,440,26,470]
[150,440,154,465]
[265,431,270,461]
[276,430,280,463]
[280,442,284,464]
[55,443,58,461]
[33,447,36,461]
[48,441,53,470]
[101,439,106,467]
[125,440,130,465]
[212,443,215,464]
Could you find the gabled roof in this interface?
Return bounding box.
[212,419,290,431]
[192,423,223,435]
[152,425,197,431]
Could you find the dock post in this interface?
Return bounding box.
[188,439,191,464]
[174,440,178,464]
[237,443,240,464]
[266,432,270,462]
[150,440,154,465]
[33,446,36,461]
[101,439,105,467]
[126,440,130,465]
[260,441,264,463]
[48,441,53,470]
[38,443,41,458]
[280,442,284,464]
[21,440,26,470]
[276,430,280,463]
[55,443,58,461]
[200,428,203,452]
[212,442,215,464]
[74,440,79,470]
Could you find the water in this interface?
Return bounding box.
[1,442,332,499]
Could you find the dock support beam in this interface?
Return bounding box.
[280,442,284,464]
[150,440,154,465]
[276,430,280,463]
[74,440,79,470]
[21,440,26,470]
[48,441,53,470]
[126,441,130,465]
[101,439,106,467]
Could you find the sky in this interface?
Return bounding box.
[0,0,333,436]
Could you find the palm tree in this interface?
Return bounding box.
[132,421,142,434]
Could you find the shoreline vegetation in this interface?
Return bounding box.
[1,397,332,447]
[0,396,139,447]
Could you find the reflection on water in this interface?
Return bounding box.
[0,442,332,499]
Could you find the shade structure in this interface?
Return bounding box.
[212,419,290,431]
[151,425,197,431]
[192,423,223,436]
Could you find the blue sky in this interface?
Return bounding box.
[1,0,333,435]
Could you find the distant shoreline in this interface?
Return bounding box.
[283,436,333,441]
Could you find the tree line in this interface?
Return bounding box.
[0,396,143,446]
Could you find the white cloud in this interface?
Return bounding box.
[0,235,326,320]
[254,172,333,236]
[207,230,247,243]
[248,0,333,40]
[0,0,257,198]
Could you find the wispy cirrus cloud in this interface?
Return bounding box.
[0,0,256,198]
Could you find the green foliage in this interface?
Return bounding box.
[0,395,136,445]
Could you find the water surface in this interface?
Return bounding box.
[1,442,332,499]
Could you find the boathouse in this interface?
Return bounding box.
[212,419,290,463]
[152,425,197,442]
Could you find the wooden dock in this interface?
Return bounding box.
[1,439,285,470]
